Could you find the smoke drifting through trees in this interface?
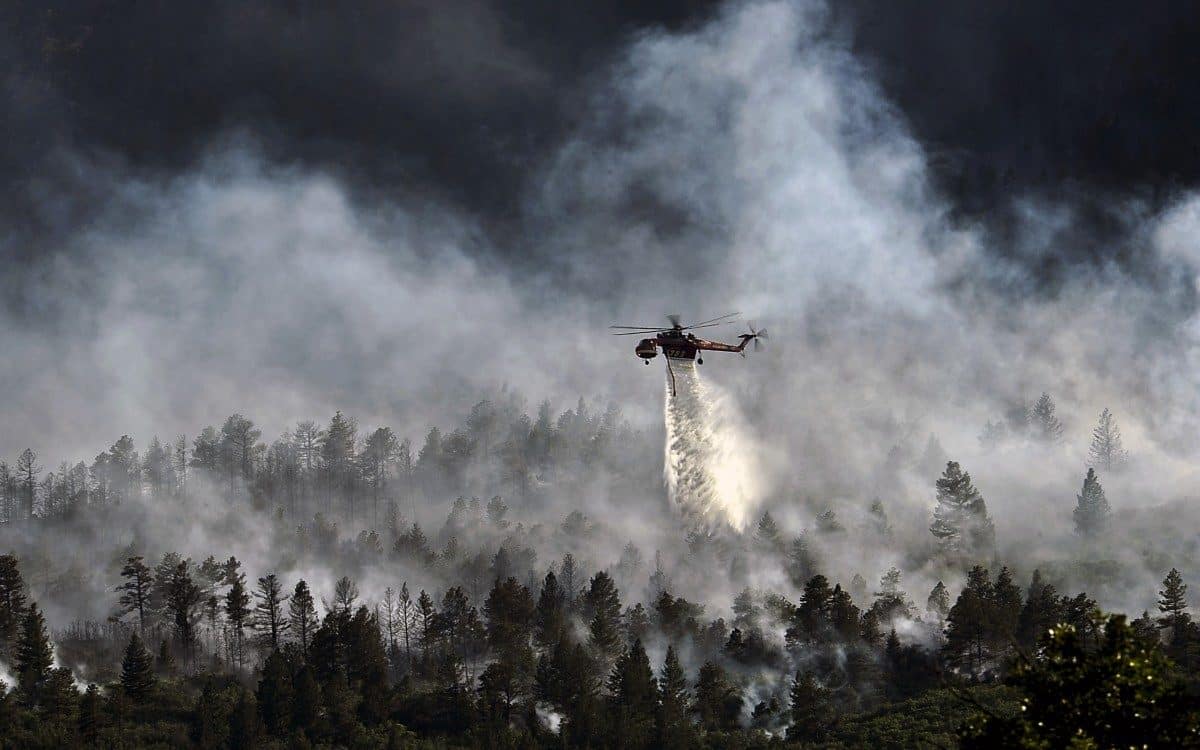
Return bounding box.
[3,0,1200,745]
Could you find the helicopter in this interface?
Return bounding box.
[610,313,767,395]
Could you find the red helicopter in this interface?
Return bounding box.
[610,313,767,394]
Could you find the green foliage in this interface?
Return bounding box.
[121,633,156,700]
[1073,468,1112,537]
[15,602,54,707]
[964,615,1200,748]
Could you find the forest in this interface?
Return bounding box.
[0,391,1196,749]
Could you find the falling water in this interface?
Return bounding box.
[663,358,763,531]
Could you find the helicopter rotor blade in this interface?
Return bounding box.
[612,330,660,336]
[691,311,741,327]
[609,325,666,330]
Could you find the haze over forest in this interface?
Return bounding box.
[3,0,1200,747]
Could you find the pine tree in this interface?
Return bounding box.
[657,645,694,748]
[116,556,154,633]
[1088,408,1127,472]
[256,650,292,737]
[787,671,831,742]
[0,554,27,656]
[606,638,657,746]
[990,566,1023,651]
[225,571,250,667]
[943,566,992,677]
[786,533,817,588]
[584,571,622,660]
[15,602,53,706]
[1017,570,1062,649]
[930,461,995,561]
[753,511,783,553]
[1030,392,1065,443]
[165,560,203,657]
[1157,568,1190,634]
[1073,468,1112,537]
[120,633,155,700]
[253,574,289,651]
[289,580,317,651]
[692,661,741,732]
[927,581,950,622]
[534,570,567,648]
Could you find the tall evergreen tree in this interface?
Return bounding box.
[0,554,27,656]
[221,576,247,670]
[1088,407,1127,472]
[120,633,155,700]
[289,580,317,652]
[116,556,154,633]
[534,570,567,648]
[943,566,992,677]
[930,461,995,561]
[787,671,831,743]
[1073,468,1112,537]
[692,661,741,732]
[1157,568,1190,634]
[165,561,203,658]
[15,602,53,707]
[584,571,623,660]
[1030,392,1065,443]
[253,574,289,651]
[256,650,292,737]
[926,581,950,622]
[657,644,694,748]
[606,638,657,747]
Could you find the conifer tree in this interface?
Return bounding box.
[584,571,623,660]
[15,602,53,707]
[787,533,817,587]
[657,644,694,748]
[692,661,741,732]
[1073,468,1112,537]
[0,554,27,656]
[225,571,250,667]
[165,561,203,658]
[1030,392,1065,443]
[120,633,155,700]
[288,580,317,652]
[943,566,992,677]
[1157,568,1190,634]
[253,574,289,651]
[606,638,657,746]
[116,556,154,633]
[990,566,1023,651]
[930,461,995,561]
[927,581,950,622]
[787,671,831,743]
[1017,570,1062,649]
[534,571,566,648]
[256,650,292,737]
[1088,408,1127,472]
[753,511,783,553]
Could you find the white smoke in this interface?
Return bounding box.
[664,358,766,531]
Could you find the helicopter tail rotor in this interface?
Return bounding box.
[747,322,768,352]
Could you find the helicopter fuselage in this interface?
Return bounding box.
[635,329,752,362]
